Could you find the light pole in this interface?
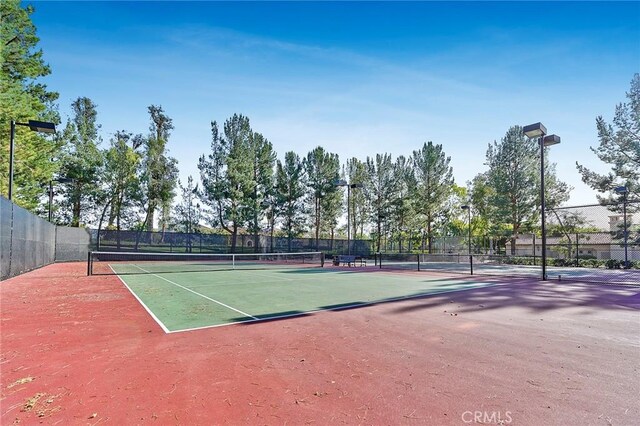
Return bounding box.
[614,186,629,268]
[523,122,561,281]
[9,120,57,200]
[335,179,363,255]
[461,205,473,275]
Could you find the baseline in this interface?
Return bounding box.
[130,264,259,321]
[109,265,171,333]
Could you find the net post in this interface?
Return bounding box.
[232,253,235,270]
[417,253,420,271]
[469,254,474,275]
[87,251,92,276]
[379,252,382,269]
[321,252,325,267]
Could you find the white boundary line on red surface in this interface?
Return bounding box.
[109,264,171,334]
[130,264,259,322]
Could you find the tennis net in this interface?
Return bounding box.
[88,251,325,275]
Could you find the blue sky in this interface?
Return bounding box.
[32,1,640,205]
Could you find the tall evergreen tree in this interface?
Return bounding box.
[1,0,60,210]
[103,131,143,235]
[467,172,497,237]
[198,115,253,253]
[485,126,538,254]
[141,105,177,232]
[345,157,369,240]
[486,125,570,254]
[275,151,308,252]
[245,131,276,252]
[365,153,396,252]
[411,142,454,253]
[58,97,103,226]
[390,155,416,252]
[173,176,202,252]
[303,146,341,250]
[576,74,640,202]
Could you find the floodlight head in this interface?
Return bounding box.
[523,122,547,138]
[334,179,348,187]
[351,183,364,189]
[614,186,628,194]
[543,134,561,147]
[27,120,56,134]
[56,177,74,184]
[461,205,470,210]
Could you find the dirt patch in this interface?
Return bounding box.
[21,393,62,418]
[7,377,34,389]
[21,393,45,412]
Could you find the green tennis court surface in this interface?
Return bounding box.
[113,264,497,332]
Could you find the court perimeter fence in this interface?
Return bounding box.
[1,196,91,280]
[375,202,640,285]
[90,228,373,256]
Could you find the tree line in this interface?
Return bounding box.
[1,1,638,254]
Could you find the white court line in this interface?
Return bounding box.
[109,264,171,334]
[130,264,259,321]
[170,280,506,334]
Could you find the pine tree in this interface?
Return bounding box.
[365,153,396,252]
[198,115,253,253]
[244,131,276,252]
[486,125,570,254]
[173,176,202,252]
[412,142,454,253]
[141,105,177,233]
[345,158,369,242]
[576,74,640,202]
[275,151,308,252]
[303,146,341,250]
[102,131,143,248]
[390,155,416,252]
[58,97,103,226]
[0,0,60,210]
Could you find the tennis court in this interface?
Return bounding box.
[3,260,639,425]
[93,251,499,332]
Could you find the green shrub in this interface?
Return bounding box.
[606,259,622,269]
[578,254,597,260]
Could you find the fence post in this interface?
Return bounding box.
[576,232,579,267]
[532,234,536,266]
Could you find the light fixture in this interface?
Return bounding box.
[523,122,561,280]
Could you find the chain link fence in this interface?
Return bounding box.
[89,202,638,285]
[375,201,639,285]
[90,229,372,256]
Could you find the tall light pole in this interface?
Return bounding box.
[523,122,561,281]
[615,186,629,268]
[335,179,363,255]
[9,120,57,200]
[461,205,473,275]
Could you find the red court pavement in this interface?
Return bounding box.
[1,262,639,425]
